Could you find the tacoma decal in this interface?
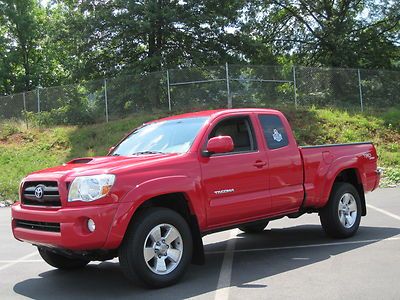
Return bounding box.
[214,189,235,195]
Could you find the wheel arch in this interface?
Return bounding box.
[328,168,366,216]
[108,190,205,265]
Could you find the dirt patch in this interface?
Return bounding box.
[0,133,34,146]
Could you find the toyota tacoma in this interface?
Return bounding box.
[11,108,381,288]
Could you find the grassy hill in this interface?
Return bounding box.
[0,107,399,201]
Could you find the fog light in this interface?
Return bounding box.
[87,219,96,232]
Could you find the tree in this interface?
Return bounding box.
[244,0,400,69]
[60,0,247,79]
[0,0,46,92]
[0,0,399,97]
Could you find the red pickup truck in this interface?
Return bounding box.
[12,108,380,288]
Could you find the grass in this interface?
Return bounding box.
[0,107,399,201]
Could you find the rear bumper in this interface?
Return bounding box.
[12,203,119,250]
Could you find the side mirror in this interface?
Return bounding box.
[107,146,115,155]
[204,136,234,156]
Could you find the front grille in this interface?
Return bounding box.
[15,219,61,232]
[22,181,61,207]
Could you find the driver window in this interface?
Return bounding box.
[209,117,256,152]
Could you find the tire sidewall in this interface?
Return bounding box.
[329,183,362,237]
[124,208,193,287]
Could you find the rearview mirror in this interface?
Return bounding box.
[204,136,234,156]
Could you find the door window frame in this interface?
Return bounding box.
[202,115,258,157]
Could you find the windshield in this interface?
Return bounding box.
[111,117,209,156]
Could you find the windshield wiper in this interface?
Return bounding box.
[131,151,166,155]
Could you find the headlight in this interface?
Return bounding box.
[68,174,116,202]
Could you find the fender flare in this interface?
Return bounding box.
[320,156,365,205]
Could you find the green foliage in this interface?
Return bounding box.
[0,120,20,140]
[25,107,95,126]
[381,168,400,187]
[0,0,398,97]
[243,0,400,69]
[0,0,51,93]
[382,107,400,130]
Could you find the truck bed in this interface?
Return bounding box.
[299,142,379,209]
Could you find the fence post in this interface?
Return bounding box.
[22,92,28,129]
[166,70,172,111]
[357,69,364,112]
[104,78,109,123]
[225,62,232,108]
[293,66,298,109]
[36,86,41,112]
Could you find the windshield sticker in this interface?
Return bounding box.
[272,129,283,142]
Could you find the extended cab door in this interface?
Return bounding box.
[256,113,304,214]
[199,114,269,228]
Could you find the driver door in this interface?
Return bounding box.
[199,115,269,228]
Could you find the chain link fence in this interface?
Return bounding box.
[0,65,399,125]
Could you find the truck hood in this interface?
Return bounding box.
[25,154,180,181]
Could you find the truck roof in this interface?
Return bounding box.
[151,108,281,123]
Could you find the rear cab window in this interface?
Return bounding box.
[258,114,289,149]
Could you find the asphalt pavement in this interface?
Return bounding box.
[0,188,399,300]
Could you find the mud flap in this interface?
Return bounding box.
[189,215,205,265]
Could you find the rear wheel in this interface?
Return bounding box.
[119,208,193,288]
[38,248,89,269]
[320,182,361,238]
[239,221,269,233]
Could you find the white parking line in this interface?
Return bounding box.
[0,252,38,272]
[206,236,400,255]
[367,204,400,221]
[214,229,239,300]
[0,260,42,263]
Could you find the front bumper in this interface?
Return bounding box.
[12,203,119,250]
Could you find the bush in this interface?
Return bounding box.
[382,107,400,130]
[25,105,96,126]
[0,121,20,140]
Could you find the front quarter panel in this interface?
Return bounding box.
[104,164,205,249]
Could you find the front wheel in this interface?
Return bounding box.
[119,208,193,288]
[320,182,362,238]
[38,248,89,269]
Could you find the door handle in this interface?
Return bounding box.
[253,160,267,168]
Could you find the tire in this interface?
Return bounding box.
[38,248,89,270]
[119,207,193,288]
[320,182,362,238]
[239,221,269,233]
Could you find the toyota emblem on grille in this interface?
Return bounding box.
[34,186,44,199]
